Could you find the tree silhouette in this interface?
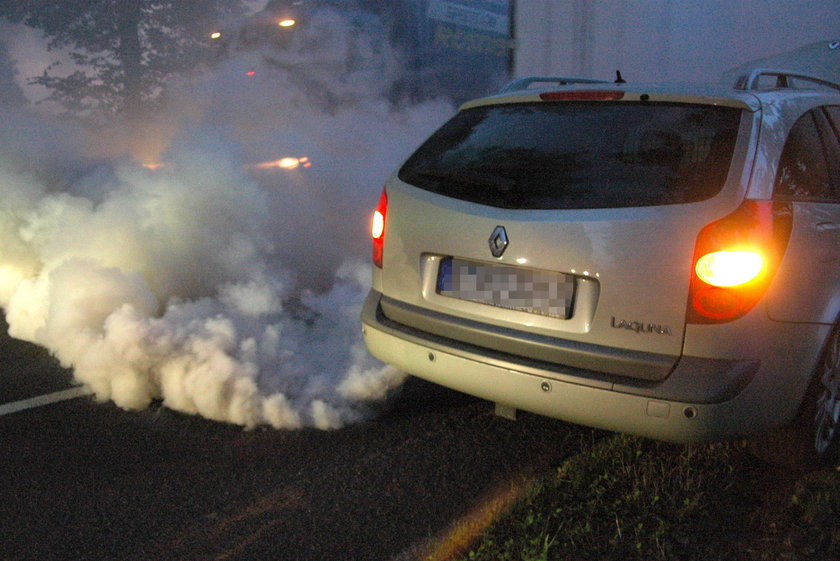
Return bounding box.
[0,41,26,106]
[1,0,248,122]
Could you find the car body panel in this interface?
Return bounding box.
[767,202,840,324]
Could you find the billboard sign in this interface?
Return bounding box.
[417,0,512,101]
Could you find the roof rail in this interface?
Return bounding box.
[722,40,840,92]
[734,68,840,92]
[499,76,609,93]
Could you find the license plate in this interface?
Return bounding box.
[437,258,574,319]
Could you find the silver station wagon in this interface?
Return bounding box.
[362,41,840,464]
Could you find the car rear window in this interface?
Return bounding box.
[398,102,742,209]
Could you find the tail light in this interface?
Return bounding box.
[371,187,387,268]
[687,200,792,323]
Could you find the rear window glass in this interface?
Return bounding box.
[398,102,742,209]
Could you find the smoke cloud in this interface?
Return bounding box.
[0,7,454,429]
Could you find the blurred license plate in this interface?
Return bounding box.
[437,258,574,319]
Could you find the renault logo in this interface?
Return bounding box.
[489,226,509,257]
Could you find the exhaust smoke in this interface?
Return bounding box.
[0,7,454,429]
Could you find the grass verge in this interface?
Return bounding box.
[455,432,840,561]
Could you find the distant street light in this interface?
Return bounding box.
[210,31,222,39]
[278,19,296,27]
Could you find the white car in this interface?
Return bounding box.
[362,41,840,464]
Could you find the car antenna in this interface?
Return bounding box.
[615,70,626,84]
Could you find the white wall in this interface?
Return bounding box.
[514,1,840,83]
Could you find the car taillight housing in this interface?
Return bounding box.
[371,187,387,268]
[687,199,792,324]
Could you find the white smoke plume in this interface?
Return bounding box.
[0,7,454,429]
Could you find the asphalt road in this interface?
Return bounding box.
[0,325,588,561]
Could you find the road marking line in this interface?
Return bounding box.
[0,387,94,416]
[397,475,532,561]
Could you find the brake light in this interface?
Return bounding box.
[371,188,387,268]
[687,200,792,323]
[539,90,624,101]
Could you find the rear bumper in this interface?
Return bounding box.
[362,290,774,442]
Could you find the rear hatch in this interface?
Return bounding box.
[378,91,754,382]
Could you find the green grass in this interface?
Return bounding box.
[457,433,840,561]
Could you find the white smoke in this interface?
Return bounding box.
[0,7,454,429]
